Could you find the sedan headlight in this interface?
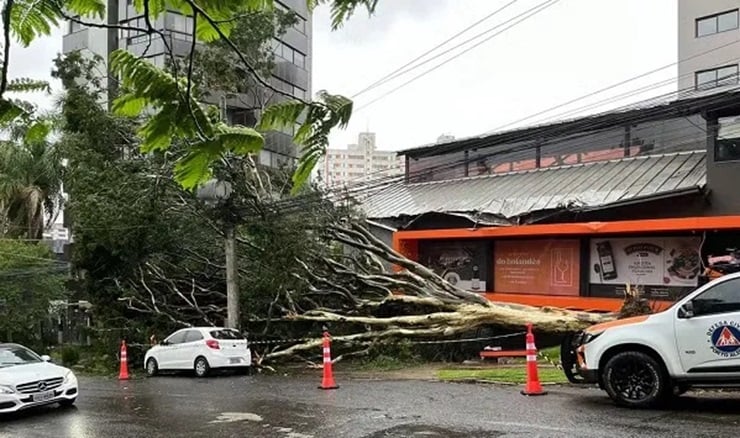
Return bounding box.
[64,370,77,385]
[0,384,14,394]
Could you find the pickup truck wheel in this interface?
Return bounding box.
[603,351,668,409]
[560,332,586,384]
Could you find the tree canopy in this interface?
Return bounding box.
[0,0,376,192]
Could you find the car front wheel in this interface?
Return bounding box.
[602,351,668,409]
[194,356,210,378]
[146,358,159,377]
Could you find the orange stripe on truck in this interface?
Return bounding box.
[585,315,650,334]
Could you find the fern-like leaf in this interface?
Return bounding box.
[24,120,51,143]
[65,0,106,18]
[214,124,264,154]
[0,99,26,125]
[173,142,222,190]
[10,0,60,46]
[307,0,379,29]
[257,100,306,132]
[6,78,50,93]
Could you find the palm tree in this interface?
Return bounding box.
[0,123,64,240]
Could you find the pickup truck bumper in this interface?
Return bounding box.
[561,332,599,384]
[577,368,599,384]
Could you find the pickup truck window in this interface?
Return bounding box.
[692,278,740,316]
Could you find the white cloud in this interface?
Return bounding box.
[7,26,63,112]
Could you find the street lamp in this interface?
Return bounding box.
[196,179,239,330]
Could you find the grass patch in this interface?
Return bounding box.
[354,354,420,371]
[437,366,568,384]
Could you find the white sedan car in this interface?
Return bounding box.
[144,327,251,377]
[0,343,78,414]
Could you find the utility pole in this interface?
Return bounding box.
[224,223,239,329]
[196,176,239,329]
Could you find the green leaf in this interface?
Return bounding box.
[132,0,166,17]
[6,78,50,93]
[10,0,61,46]
[307,0,379,30]
[0,99,26,125]
[215,124,264,154]
[136,106,178,152]
[65,0,106,18]
[111,95,148,117]
[173,142,222,190]
[257,100,306,131]
[24,120,51,143]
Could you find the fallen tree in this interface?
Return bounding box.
[255,220,614,364]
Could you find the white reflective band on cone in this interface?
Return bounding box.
[526,343,536,350]
[527,355,537,362]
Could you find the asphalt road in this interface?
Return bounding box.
[2,374,740,438]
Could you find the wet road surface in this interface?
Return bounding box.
[2,374,740,437]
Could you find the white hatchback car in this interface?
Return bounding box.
[0,343,78,414]
[144,327,251,377]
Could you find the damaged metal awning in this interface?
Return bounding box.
[361,150,706,222]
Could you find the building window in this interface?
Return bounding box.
[695,64,739,90]
[716,116,740,161]
[696,9,739,37]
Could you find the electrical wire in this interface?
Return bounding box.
[351,0,521,98]
[353,0,562,113]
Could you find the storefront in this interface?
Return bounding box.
[393,216,740,312]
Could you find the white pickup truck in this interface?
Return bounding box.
[564,271,740,408]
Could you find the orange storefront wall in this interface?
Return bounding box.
[494,239,581,296]
[391,215,740,312]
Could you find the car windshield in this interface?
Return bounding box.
[0,345,42,368]
[210,329,245,340]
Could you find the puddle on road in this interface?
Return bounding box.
[209,412,263,424]
[363,424,504,438]
[209,412,314,437]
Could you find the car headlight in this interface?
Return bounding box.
[0,385,14,394]
[64,371,77,385]
[582,331,604,345]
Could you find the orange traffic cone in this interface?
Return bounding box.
[521,323,546,396]
[319,331,338,390]
[118,340,130,380]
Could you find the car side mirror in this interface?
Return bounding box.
[679,301,695,319]
[40,355,51,362]
[160,340,169,346]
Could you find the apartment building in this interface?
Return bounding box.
[678,0,740,91]
[62,0,312,167]
[320,133,405,187]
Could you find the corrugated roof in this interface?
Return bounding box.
[361,151,707,221]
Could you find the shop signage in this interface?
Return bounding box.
[419,240,489,292]
[493,239,581,296]
[589,236,701,299]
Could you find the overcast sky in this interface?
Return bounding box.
[9,0,678,152]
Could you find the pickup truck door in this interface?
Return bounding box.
[675,277,740,375]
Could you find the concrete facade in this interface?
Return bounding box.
[678,0,740,91]
[319,132,406,187]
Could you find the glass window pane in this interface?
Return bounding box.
[718,10,739,32]
[693,278,740,315]
[696,70,718,89]
[697,16,718,36]
[718,65,739,85]
[294,51,305,68]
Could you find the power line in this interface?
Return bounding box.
[280,81,740,212]
[354,0,561,113]
[350,0,520,98]
[483,37,740,134]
